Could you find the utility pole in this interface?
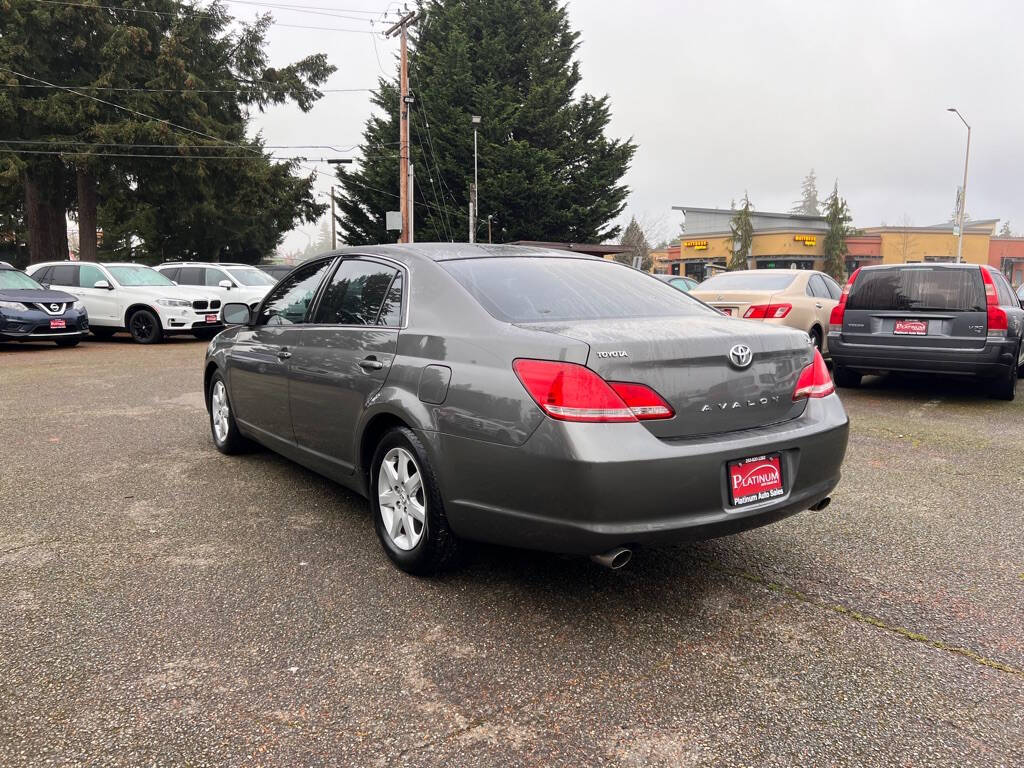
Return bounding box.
[487,214,493,244]
[408,162,415,244]
[386,11,418,244]
[469,184,476,243]
[470,115,481,243]
[330,185,336,249]
[947,107,971,263]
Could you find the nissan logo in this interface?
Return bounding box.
[50,303,60,312]
[728,344,753,369]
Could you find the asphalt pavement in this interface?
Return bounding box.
[1,336,1022,767]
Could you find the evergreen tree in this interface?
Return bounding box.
[1,1,334,263]
[999,221,1014,238]
[335,0,636,245]
[729,192,753,270]
[821,182,854,281]
[790,169,821,216]
[617,216,651,270]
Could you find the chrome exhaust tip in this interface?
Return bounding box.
[809,496,832,512]
[590,546,632,570]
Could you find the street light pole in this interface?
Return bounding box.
[947,107,971,264]
[470,115,481,243]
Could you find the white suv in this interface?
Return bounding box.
[27,261,223,344]
[156,262,276,311]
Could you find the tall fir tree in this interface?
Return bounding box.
[617,216,651,270]
[335,0,636,245]
[821,182,854,281]
[729,192,754,270]
[790,169,821,216]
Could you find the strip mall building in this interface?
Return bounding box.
[653,206,1024,285]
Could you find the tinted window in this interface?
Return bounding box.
[698,272,797,291]
[378,272,403,326]
[177,267,203,285]
[442,258,714,323]
[847,267,985,311]
[161,267,180,281]
[50,265,79,286]
[991,271,1015,307]
[313,260,399,325]
[79,264,106,288]
[823,275,842,300]
[258,259,332,326]
[31,266,52,284]
[807,274,829,298]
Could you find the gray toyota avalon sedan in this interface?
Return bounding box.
[204,244,849,574]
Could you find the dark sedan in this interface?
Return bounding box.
[0,263,88,346]
[204,244,849,574]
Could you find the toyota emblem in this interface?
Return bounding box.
[728,344,753,369]
[50,303,60,312]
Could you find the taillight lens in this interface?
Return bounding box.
[979,267,1008,334]
[829,267,861,327]
[792,349,835,400]
[513,359,673,422]
[608,382,675,420]
[744,303,792,319]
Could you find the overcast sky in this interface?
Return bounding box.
[246,0,1024,252]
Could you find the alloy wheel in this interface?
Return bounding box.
[377,447,426,551]
[131,312,155,341]
[211,380,230,443]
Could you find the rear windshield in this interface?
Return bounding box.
[441,257,715,323]
[698,272,796,291]
[847,267,985,311]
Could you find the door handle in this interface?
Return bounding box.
[815,303,823,309]
[277,348,292,360]
[358,357,384,371]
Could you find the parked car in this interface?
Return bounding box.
[156,262,276,311]
[258,264,294,282]
[0,262,88,346]
[828,263,1024,399]
[690,269,842,353]
[27,261,223,344]
[204,244,849,574]
[654,273,699,292]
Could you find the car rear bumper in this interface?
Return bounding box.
[829,334,1017,377]
[420,395,849,555]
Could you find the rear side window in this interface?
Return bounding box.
[178,267,203,285]
[50,265,79,286]
[161,267,180,282]
[313,259,399,326]
[847,267,985,312]
[823,276,842,300]
[807,274,830,299]
[33,266,53,284]
[442,257,714,323]
[991,271,1015,307]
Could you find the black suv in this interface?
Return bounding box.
[828,263,1023,399]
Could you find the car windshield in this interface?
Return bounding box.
[847,267,986,312]
[0,269,43,290]
[227,267,277,286]
[442,257,716,323]
[107,265,175,287]
[698,272,797,291]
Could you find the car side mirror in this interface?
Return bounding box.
[94,280,111,290]
[222,302,251,326]
[41,283,51,290]
[218,279,233,290]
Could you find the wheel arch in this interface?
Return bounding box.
[358,411,413,485]
[123,303,161,328]
[203,361,220,410]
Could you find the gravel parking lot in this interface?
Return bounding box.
[2,337,1022,767]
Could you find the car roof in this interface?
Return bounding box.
[0,261,15,270]
[157,262,251,267]
[321,243,598,265]
[859,262,983,271]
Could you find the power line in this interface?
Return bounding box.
[223,1,386,15]
[0,82,374,94]
[1,138,367,151]
[0,148,335,161]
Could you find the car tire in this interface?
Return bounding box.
[833,365,861,388]
[91,326,117,339]
[54,338,80,348]
[370,426,460,575]
[988,350,1019,401]
[207,371,252,454]
[127,308,163,344]
[809,327,823,352]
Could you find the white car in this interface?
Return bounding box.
[27,261,224,344]
[155,262,276,311]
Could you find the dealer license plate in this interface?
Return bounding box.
[728,453,784,507]
[719,307,734,316]
[50,319,66,329]
[894,319,928,335]
[205,314,218,324]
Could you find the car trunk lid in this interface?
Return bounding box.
[690,289,777,319]
[519,316,812,439]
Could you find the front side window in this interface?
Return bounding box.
[79,264,106,288]
[227,267,276,287]
[0,269,43,290]
[107,265,175,287]
[204,268,229,287]
[313,259,400,326]
[257,259,333,326]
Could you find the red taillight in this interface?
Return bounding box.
[513,359,673,422]
[829,267,861,327]
[979,267,1008,333]
[792,349,835,400]
[744,302,792,319]
[608,382,675,420]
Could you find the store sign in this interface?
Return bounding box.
[794,235,816,246]
[684,239,709,250]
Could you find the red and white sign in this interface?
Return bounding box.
[729,454,784,507]
[49,319,66,329]
[719,307,734,316]
[205,314,218,324]
[894,319,928,336]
